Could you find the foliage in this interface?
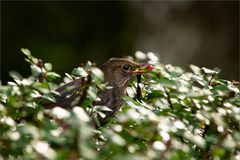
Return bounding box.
[0,49,239,160]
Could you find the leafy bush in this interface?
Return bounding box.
[1,49,239,160]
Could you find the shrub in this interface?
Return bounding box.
[0,49,239,160]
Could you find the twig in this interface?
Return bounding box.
[78,75,92,106]
[164,87,173,110]
[208,71,217,85]
[136,74,142,102]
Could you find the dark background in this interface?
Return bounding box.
[1,1,239,84]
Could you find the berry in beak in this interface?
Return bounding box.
[132,64,154,74]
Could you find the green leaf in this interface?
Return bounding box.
[46,72,61,79]
[41,94,56,102]
[32,82,50,94]
[73,107,90,122]
[9,71,22,80]
[158,77,176,88]
[94,105,112,112]
[44,63,52,71]
[91,67,104,83]
[51,107,70,119]
[201,67,216,74]
[147,90,165,100]
[21,48,31,56]
[71,67,88,77]
[31,65,42,77]
[190,64,201,75]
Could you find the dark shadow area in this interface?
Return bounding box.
[1,1,239,83]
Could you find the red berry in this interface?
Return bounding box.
[146,64,154,70]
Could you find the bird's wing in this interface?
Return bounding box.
[45,78,82,108]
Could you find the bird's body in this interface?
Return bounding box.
[46,58,146,125]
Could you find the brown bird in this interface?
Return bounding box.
[46,58,148,126]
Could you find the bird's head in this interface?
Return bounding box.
[100,58,148,88]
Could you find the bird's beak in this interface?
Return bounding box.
[132,64,153,74]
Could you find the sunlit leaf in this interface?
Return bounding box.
[44,63,52,71]
[201,67,216,74]
[46,72,61,79]
[30,65,42,77]
[72,67,88,77]
[91,67,104,83]
[52,107,70,119]
[9,71,22,80]
[21,48,31,56]
[73,107,90,122]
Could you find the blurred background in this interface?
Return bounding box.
[1,1,239,84]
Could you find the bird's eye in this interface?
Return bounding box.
[122,64,131,71]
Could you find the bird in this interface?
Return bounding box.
[45,58,148,126]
